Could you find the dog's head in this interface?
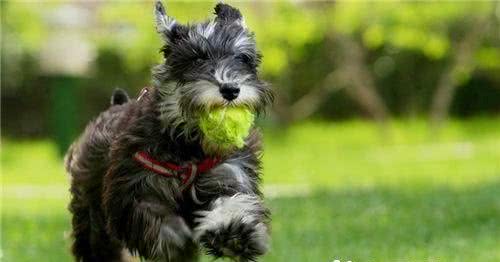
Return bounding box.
[153,1,272,124]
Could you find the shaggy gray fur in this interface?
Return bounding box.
[66,2,272,262]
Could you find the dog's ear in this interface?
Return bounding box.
[155,1,176,37]
[214,3,245,27]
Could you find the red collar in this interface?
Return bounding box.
[133,151,219,190]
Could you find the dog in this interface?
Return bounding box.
[65,1,273,261]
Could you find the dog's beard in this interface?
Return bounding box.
[157,81,260,153]
[157,85,199,141]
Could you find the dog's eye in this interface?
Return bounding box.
[194,53,209,64]
[235,53,252,64]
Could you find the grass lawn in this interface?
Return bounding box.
[2,118,500,261]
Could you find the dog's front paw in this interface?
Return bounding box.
[200,219,268,261]
[194,194,269,261]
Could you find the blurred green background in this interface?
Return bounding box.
[1,1,500,261]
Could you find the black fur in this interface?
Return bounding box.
[214,3,242,23]
[110,88,130,106]
[66,1,272,261]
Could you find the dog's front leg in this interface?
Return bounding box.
[194,194,269,261]
[193,162,270,261]
[103,178,198,262]
[130,201,198,262]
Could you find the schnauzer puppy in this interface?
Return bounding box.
[65,1,273,262]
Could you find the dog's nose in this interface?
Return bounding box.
[219,83,240,101]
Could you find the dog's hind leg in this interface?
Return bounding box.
[69,189,125,262]
[88,206,125,261]
[68,190,93,261]
[103,177,199,262]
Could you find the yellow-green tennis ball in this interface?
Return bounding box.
[199,107,255,150]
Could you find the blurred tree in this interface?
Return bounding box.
[429,6,498,131]
[331,2,499,130]
[2,1,500,140]
[1,1,46,92]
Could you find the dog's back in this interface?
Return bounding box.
[65,99,130,182]
[65,91,134,260]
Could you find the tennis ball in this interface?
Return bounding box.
[199,107,255,150]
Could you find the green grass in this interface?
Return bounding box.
[2,118,500,261]
[263,119,500,188]
[267,184,499,261]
